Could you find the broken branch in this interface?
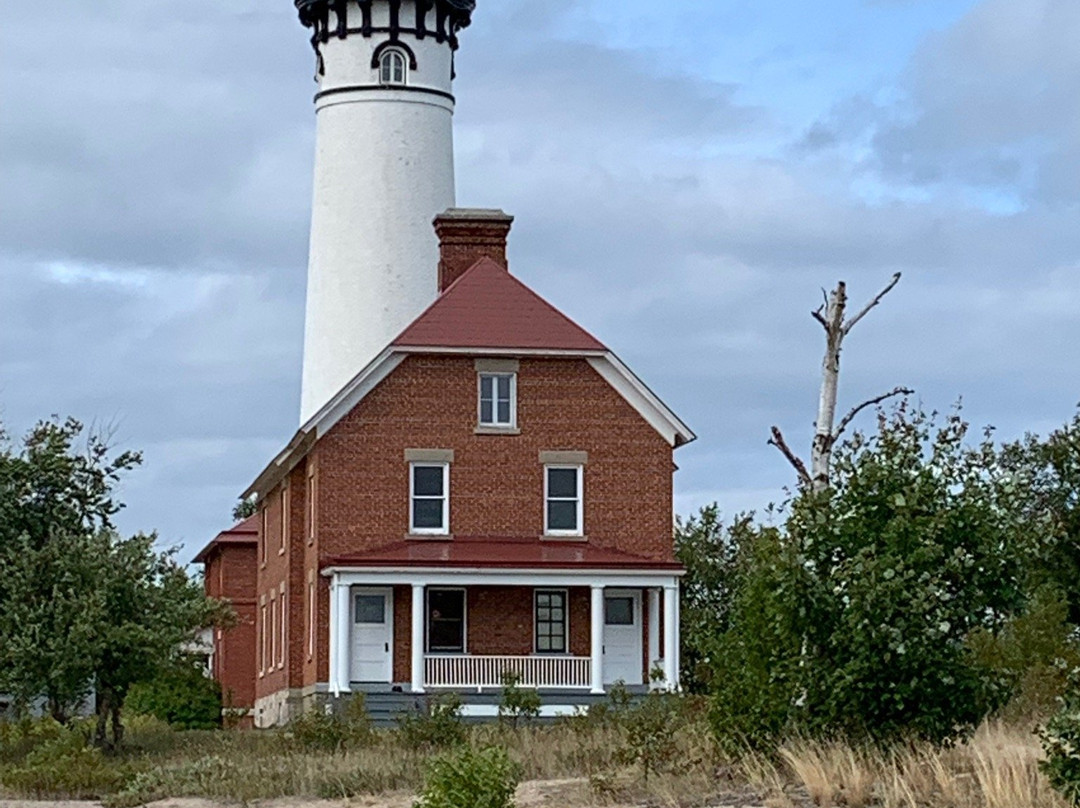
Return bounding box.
[769,426,811,486]
[833,386,914,440]
[843,272,902,335]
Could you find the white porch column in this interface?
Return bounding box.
[647,588,661,689]
[590,585,605,694]
[662,584,679,691]
[335,580,352,694]
[328,577,340,695]
[411,584,426,694]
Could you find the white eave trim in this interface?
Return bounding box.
[587,354,696,448]
[242,345,694,500]
[322,566,685,589]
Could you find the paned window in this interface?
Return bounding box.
[280,487,289,554]
[307,469,316,545]
[259,603,267,675]
[478,373,516,427]
[307,576,316,660]
[605,596,634,626]
[427,589,465,653]
[269,593,277,670]
[410,463,449,534]
[545,465,583,535]
[279,586,287,668]
[380,49,406,84]
[535,590,567,654]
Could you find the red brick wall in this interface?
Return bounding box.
[204,544,257,710]
[261,354,675,694]
[312,356,674,560]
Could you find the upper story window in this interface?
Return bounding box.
[380,48,407,85]
[410,462,449,535]
[478,372,516,428]
[544,465,583,536]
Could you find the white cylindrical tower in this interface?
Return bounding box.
[295,0,475,423]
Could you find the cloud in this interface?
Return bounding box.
[1,0,1079,557]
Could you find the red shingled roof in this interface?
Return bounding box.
[193,514,259,564]
[393,257,606,352]
[324,537,682,571]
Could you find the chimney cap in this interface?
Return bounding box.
[434,208,514,224]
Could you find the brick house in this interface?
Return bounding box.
[203,210,694,726]
[193,515,258,727]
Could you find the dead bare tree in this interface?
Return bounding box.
[770,272,913,493]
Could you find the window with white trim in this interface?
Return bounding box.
[410,463,449,535]
[280,487,288,554]
[279,585,287,668]
[427,588,466,653]
[259,603,267,676]
[478,372,516,428]
[380,48,407,85]
[269,592,277,669]
[535,589,568,654]
[306,468,317,545]
[307,575,316,660]
[544,465,583,536]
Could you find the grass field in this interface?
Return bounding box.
[0,708,1067,808]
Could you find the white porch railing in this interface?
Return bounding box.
[425,654,592,690]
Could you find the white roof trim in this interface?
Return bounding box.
[587,354,696,447]
[393,346,607,358]
[303,348,405,439]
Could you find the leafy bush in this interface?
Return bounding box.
[498,672,541,728]
[398,693,467,750]
[126,657,222,731]
[1041,671,1080,806]
[414,745,521,808]
[0,726,128,798]
[616,692,680,783]
[287,694,373,752]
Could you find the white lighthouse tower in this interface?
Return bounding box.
[295,0,475,423]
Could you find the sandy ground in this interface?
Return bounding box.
[0,783,770,808]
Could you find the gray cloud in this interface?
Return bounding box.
[2,0,1078,558]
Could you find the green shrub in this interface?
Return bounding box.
[398,693,467,750]
[126,657,222,731]
[287,694,373,752]
[0,717,69,765]
[1041,671,1080,805]
[497,672,541,728]
[0,728,128,798]
[616,691,680,783]
[414,745,521,808]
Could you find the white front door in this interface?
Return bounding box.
[603,590,643,685]
[351,587,393,684]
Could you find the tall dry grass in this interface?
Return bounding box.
[772,722,1067,808]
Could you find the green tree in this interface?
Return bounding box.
[231,497,257,522]
[0,417,227,745]
[709,404,1044,747]
[676,507,771,693]
[0,418,140,721]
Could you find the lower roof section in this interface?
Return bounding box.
[323,536,684,573]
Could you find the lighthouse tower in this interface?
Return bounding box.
[295,0,475,423]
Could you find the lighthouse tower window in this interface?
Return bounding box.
[380,49,407,85]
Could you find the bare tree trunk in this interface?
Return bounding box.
[770,273,911,492]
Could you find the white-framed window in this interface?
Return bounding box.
[279,584,287,669]
[260,507,268,566]
[478,372,516,428]
[259,601,267,676]
[280,486,289,555]
[426,588,466,653]
[410,463,449,535]
[535,589,568,654]
[307,573,316,661]
[380,48,407,85]
[307,467,317,546]
[269,592,277,669]
[544,465,583,536]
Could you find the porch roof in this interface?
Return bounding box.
[324,537,684,572]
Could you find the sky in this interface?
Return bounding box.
[1,0,1078,561]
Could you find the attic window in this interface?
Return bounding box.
[380,49,407,85]
[478,372,516,428]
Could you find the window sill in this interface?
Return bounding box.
[406,533,454,541]
[474,426,521,436]
[540,534,588,542]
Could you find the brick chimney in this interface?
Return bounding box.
[433,208,514,293]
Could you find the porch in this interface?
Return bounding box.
[323,568,682,696]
